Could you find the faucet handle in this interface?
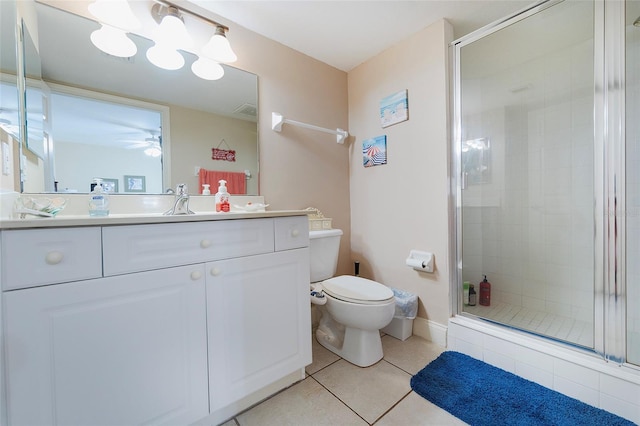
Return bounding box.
[176,183,188,195]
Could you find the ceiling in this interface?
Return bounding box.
[192,0,533,72]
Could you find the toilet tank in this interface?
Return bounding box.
[309,229,343,282]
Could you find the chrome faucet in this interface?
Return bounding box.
[164,184,194,215]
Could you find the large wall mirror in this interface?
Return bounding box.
[1,0,258,195]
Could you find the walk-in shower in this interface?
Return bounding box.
[452,0,639,367]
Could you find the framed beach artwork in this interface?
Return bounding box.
[101,178,119,193]
[124,175,146,192]
[363,135,387,167]
[380,89,409,128]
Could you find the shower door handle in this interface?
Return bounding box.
[461,172,468,190]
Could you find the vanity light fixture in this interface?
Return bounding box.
[88,0,141,31]
[146,44,185,70]
[201,26,237,63]
[151,5,193,49]
[91,24,138,58]
[88,0,140,58]
[191,56,225,80]
[87,0,239,77]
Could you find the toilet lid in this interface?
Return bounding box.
[322,276,394,304]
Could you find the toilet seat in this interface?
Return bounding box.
[322,275,394,305]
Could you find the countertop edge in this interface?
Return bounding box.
[0,210,309,230]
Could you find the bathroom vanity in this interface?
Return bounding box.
[0,212,311,425]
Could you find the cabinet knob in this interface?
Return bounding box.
[200,239,211,249]
[210,267,221,276]
[291,229,299,237]
[45,251,64,265]
[190,270,202,280]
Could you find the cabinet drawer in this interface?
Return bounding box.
[103,218,275,275]
[274,216,309,251]
[1,227,102,291]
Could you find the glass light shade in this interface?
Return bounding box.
[155,11,192,49]
[191,57,224,80]
[144,146,162,157]
[146,44,185,70]
[88,0,140,31]
[91,25,137,58]
[201,27,237,63]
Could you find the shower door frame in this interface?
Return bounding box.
[450,0,628,363]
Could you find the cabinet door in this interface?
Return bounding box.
[4,265,209,426]
[207,248,311,413]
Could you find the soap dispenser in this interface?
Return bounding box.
[202,184,211,195]
[88,178,110,217]
[215,179,230,212]
[479,275,491,306]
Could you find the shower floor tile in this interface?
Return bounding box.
[464,302,594,348]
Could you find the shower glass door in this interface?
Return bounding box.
[626,0,640,366]
[455,0,596,348]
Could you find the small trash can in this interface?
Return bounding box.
[382,287,418,341]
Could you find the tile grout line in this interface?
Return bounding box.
[370,389,414,425]
[308,371,373,425]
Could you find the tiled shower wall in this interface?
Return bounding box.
[461,37,595,346]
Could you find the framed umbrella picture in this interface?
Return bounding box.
[363,135,387,167]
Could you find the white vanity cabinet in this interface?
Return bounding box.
[3,264,210,426]
[207,249,311,416]
[1,214,311,426]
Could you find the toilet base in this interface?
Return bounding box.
[316,314,384,367]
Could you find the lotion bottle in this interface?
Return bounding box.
[215,179,230,212]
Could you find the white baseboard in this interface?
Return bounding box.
[412,317,447,347]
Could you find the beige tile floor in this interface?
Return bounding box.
[221,334,468,426]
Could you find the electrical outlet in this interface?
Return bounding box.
[194,166,200,176]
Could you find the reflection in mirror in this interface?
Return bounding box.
[11,0,258,195]
[0,0,20,192]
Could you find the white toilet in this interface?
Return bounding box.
[310,229,395,367]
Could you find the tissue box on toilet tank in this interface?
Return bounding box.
[305,207,332,230]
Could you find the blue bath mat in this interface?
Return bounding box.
[410,351,634,426]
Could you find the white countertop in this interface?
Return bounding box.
[0,210,308,230]
[0,192,310,230]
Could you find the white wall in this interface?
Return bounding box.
[347,19,453,326]
[56,141,162,193]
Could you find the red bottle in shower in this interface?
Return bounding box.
[479,275,491,306]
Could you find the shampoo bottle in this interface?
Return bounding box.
[479,275,491,306]
[88,178,110,217]
[463,281,470,305]
[468,284,477,306]
[215,179,230,212]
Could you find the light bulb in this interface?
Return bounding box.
[201,27,237,63]
[91,25,137,57]
[191,57,224,80]
[155,7,192,49]
[88,0,140,31]
[146,44,184,70]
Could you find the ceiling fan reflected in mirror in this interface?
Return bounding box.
[118,131,162,157]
